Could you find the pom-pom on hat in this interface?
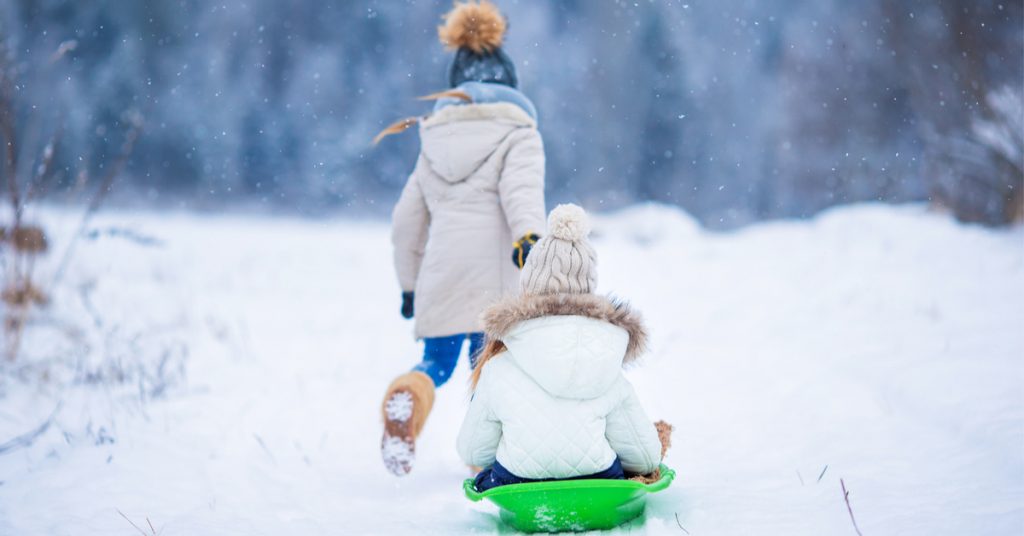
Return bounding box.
[438,0,506,54]
[439,1,518,88]
[520,204,598,296]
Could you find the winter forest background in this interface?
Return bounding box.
[2,0,1022,228]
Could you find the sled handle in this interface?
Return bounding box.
[463,478,485,501]
[643,465,676,493]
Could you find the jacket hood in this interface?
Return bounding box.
[419,102,535,184]
[481,293,649,400]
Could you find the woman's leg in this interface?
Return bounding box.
[382,336,461,475]
[467,332,485,369]
[380,369,435,476]
[413,334,466,387]
[382,334,476,475]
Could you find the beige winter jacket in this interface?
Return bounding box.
[391,102,546,338]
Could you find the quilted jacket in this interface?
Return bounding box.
[391,94,546,339]
[456,294,663,479]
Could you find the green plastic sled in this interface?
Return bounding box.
[463,465,675,533]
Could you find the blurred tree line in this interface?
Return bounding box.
[1,0,1020,227]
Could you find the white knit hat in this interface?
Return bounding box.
[520,204,597,295]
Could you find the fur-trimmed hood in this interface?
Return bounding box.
[480,293,648,399]
[482,293,649,363]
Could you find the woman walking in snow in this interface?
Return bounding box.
[459,204,664,489]
[376,1,546,476]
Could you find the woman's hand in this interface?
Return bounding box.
[511,233,540,268]
[401,291,415,319]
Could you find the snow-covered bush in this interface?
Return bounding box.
[972,86,1024,222]
[930,85,1024,225]
[0,217,192,456]
[0,30,182,454]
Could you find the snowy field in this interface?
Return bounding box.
[0,203,1022,535]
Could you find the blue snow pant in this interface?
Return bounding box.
[473,457,626,492]
[412,333,485,387]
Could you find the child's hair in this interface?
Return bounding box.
[372,117,418,145]
[372,90,473,145]
[470,338,506,390]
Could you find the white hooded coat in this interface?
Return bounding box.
[391,101,546,339]
[457,294,663,479]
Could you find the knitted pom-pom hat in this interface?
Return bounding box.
[520,204,597,295]
[438,1,518,88]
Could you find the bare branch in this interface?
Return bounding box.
[88,111,142,214]
[674,513,690,534]
[24,120,63,206]
[0,402,62,455]
[117,509,150,536]
[51,113,143,287]
[253,433,277,464]
[841,478,864,536]
[0,40,20,220]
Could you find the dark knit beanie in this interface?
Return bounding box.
[448,47,518,88]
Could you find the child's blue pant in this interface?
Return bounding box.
[473,457,626,492]
[412,333,485,387]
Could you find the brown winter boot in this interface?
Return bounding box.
[381,371,435,476]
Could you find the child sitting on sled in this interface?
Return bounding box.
[458,204,664,490]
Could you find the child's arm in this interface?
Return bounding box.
[456,369,502,467]
[498,129,546,244]
[391,157,431,294]
[605,381,663,475]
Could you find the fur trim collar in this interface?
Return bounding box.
[422,102,536,129]
[481,293,648,363]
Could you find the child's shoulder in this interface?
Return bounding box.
[476,351,526,387]
[609,373,637,397]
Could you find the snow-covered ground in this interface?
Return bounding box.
[0,203,1022,535]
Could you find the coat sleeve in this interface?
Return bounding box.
[390,156,431,292]
[605,380,662,475]
[456,365,503,467]
[498,128,546,240]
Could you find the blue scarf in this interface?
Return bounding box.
[433,81,538,122]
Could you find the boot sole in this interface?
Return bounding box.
[382,389,416,476]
